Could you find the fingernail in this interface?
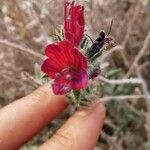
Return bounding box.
[87,101,102,112]
[77,101,102,117]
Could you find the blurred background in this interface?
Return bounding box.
[0,0,150,149]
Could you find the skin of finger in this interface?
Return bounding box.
[39,102,105,150]
[0,84,67,150]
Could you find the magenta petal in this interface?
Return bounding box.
[45,44,67,69]
[45,44,61,57]
[73,48,87,68]
[71,69,88,90]
[41,59,60,78]
[52,82,71,95]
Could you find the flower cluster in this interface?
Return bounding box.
[41,0,115,100]
[41,40,88,95]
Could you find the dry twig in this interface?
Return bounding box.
[1,74,24,86]
[99,76,143,85]
[0,39,44,59]
[101,131,123,150]
[125,32,150,78]
[100,95,150,103]
[21,72,42,88]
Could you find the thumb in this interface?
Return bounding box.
[39,102,105,150]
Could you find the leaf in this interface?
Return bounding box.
[34,63,42,79]
[105,68,122,79]
[102,84,117,95]
[114,84,135,95]
[144,142,150,150]
[73,90,81,101]
[81,37,89,53]
[41,74,49,79]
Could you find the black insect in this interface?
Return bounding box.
[87,20,115,59]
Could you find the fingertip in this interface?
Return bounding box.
[91,102,106,121]
[75,102,106,120]
[0,84,68,149]
[39,101,106,150]
[72,102,106,149]
[31,83,67,103]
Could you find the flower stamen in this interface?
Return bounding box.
[65,74,72,81]
[62,67,70,74]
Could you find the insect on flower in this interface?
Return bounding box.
[41,40,88,95]
[88,20,116,59]
[64,0,85,46]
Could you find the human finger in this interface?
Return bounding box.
[39,102,105,150]
[0,84,67,149]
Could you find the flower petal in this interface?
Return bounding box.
[52,82,71,95]
[64,1,84,46]
[58,40,75,65]
[45,44,67,69]
[73,48,87,69]
[71,69,88,90]
[45,44,61,57]
[41,59,60,78]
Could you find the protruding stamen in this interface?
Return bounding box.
[62,67,70,74]
[65,74,72,81]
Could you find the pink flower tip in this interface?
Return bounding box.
[64,0,85,46]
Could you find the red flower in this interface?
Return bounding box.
[41,40,88,95]
[64,0,85,46]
